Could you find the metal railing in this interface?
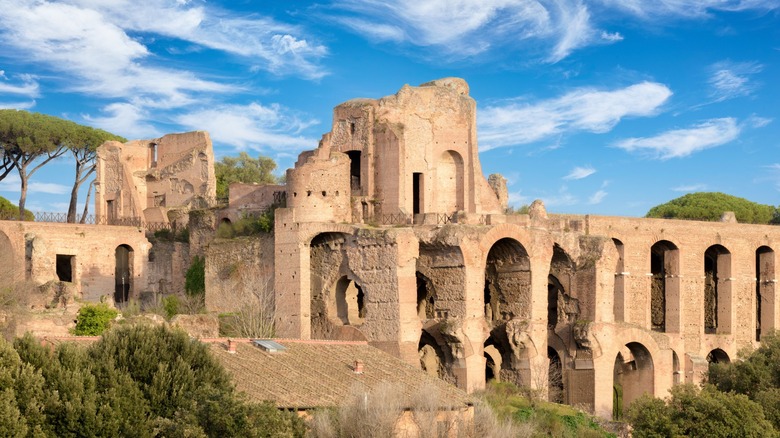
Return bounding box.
[0,210,170,232]
[374,213,412,225]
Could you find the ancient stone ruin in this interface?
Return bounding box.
[1,78,778,419]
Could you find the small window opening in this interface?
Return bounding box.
[322,191,327,197]
[56,254,74,282]
[347,151,362,193]
[307,190,312,196]
[413,172,423,215]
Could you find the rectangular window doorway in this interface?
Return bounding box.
[413,172,423,215]
[56,254,74,282]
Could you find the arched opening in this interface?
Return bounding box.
[613,342,654,419]
[672,351,681,385]
[548,347,564,403]
[484,238,531,323]
[346,150,362,195]
[705,245,732,334]
[310,232,352,338]
[419,331,446,379]
[613,238,625,322]
[706,348,730,364]
[756,246,775,341]
[548,275,564,329]
[115,244,133,303]
[549,244,578,326]
[437,150,464,214]
[484,336,507,384]
[332,276,365,326]
[650,240,680,333]
[416,272,435,320]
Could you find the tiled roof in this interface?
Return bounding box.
[207,338,473,410]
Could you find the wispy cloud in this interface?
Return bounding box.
[332,0,620,62]
[615,117,740,159]
[479,81,672,150]
[0,100,35,110]
[0,174,70,195]
[0,72,39,97]
[588,189,607,204]
[598,0,780,19]
[767,163,780,191]
[82,103,161,139]
[564,166,596,180]
[673,183,707,192]
[708,61,762,102]
[175,102,320,153]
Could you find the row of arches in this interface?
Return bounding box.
[614,239,776,339]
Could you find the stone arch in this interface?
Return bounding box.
[756,246,775,341]
[115,244,134,303]
[613,238,625,322]
[0,230,17,286]
[437,150,464,214]
[613,342,654,419]
[484,238,532,323]
[548,346,564,403]
[484,335,510,384]
[309,231,355,339]
[549,244,578,328]
[650,240,680,333]
[704,244,732,334]
[707,348,730,364]
[330,276,365,326]
[419,330,448,379]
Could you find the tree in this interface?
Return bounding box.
[0,110,124,221]
[646,192,777,224]
[628,384,777,438]
[214,152,278,199]
[0,195,33,221]
[66,125,125,223]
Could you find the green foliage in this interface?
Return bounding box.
[0,326,305,437]
[646,192,777,224]
[707,331,780,429]
[185,256,206,297]
[0,195,33,221]
[73,303,118,336]
[506,204,530,214]
[153,228,190,243]
[628,384,776,438]
[162,295,181,319]
[216,210,275,239]
[479,381,614,437]
[214,151,279,199]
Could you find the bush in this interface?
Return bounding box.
[185,256,205,297]
[646,192,777,224]
[73,303,118,335]
[216,210,275,239]
[162,295,180,319]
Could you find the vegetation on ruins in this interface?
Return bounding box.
[72,303,119,336]
[185,255,206,297]
[216,210,275,238]
[0,109,125,221]
[0,325,305,437]
[627,332,780,436]
[214,151,279,199]
[646,192,778,224]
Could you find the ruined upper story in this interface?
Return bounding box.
[95,131,216,225]
[285,78,508,224]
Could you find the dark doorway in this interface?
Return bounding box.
[56,255,74,282]
[413,172,422,215]
[115,245,133,303]
[347,151,361,194]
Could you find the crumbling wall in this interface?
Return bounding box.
[205,234,275,313]
[286,150,351,223]
[145,241,189,298]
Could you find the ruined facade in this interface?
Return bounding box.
[248,78,779,418]
[95,131,216,225]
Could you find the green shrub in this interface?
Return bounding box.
[162,295,180,319]
[185,256,205,297]
[73,303,118,335]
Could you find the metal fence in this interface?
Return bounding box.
[0,210,170,232]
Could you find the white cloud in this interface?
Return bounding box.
[673,183,707,192]
[564,166,596,180]
[0,100,35,110]
[175,102,320,153]
[0,73,39,97]
[708,61,762,102]
[82,103,161,139]
[0,174,70,195]
[615,117,741,159]
[334,0,615,62]
[479,81,672,150]
[598,0,780,19]
[588,189,607,204]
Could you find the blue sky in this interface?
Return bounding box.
[0,0,778,217]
